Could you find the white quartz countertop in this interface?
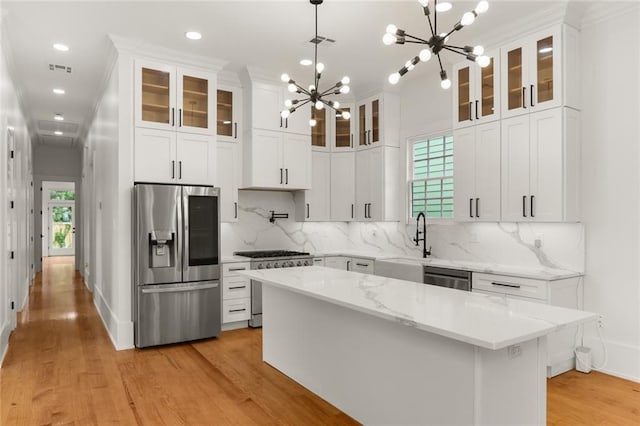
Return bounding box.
[238,266,596,350]
[315,250,581,280]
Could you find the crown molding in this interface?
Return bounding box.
[109,34,227,72]
[581,1,639,28]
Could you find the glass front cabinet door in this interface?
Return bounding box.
[135,60,176,131]
[333,104,354,151]
[177,68,215,135]
[217,85,242,142]
[501,26,562,119]
[357,97,381,149]
[311,107,328,150]
[452,50,500,129]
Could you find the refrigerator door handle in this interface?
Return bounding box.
[182,188,189,272]
[141,282,219,294]
[175,186,184,278]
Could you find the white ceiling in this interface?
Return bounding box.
[1,0,562,149]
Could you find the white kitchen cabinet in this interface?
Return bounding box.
[355,146,400,221]
[222,262,251,327]
[217,142,241,222]
[135,59,216,135]
[332,104,355,152]
[501,25,579,119]
[311,107,330,152]
[312,257,325,266]
[453,121,501,221]
[324,256,350,270]
[251,81,311,135]
[295,152,331,221]
[472,272,582,377]
[452,50,500,129]
[501,107,579,222]
[244,129,311,190]
[356,93,400,150]
[349,257,374,274]
[217,84,242,143]
[134,128,215,185]
[330,152,355,221]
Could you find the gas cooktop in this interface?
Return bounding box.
[234,250,311,259]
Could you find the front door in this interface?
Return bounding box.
[48,202,75,256]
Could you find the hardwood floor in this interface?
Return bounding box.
[1,256,639,425]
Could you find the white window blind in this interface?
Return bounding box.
[410,135,454,219]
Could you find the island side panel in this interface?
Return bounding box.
[262,284,477,425]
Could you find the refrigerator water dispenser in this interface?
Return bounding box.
[149,230,174,268]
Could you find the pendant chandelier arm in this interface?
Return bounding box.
[443,26,459,40]
[434,0,437,35]
[443,46,468,58]
[404,33,431,44]
[426,14,436,38]
[293,98,312,112]
[319,84,340,97]
[437,53,445,74]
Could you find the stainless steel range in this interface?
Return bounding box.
[234,250,313,327]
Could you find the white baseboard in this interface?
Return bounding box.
[93,285,134,351]
[584,336,640,383]
[0,321,11,367]
[222,321,249,332]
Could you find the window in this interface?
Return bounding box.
[409,134,454,219]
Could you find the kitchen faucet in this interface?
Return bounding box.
[413,212,431,258]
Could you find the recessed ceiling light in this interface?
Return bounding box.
[185,31,202,40]
[53,88,65,95]
[53,43,69,52]
[435,2,452,12]
[54,114,64,121]
[300,59,313,66]
[54,131,63,136]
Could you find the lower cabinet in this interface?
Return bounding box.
[217,142,241,222]
[295,152,331,221]
[472,272,582,377]
[222,262,251,327]
[349,257,375,274]
[324,256,350,270]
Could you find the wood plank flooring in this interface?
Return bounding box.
[1,256,639,425]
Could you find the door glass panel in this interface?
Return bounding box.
[359,104,366,146]
[335,107,351,148]
[507,48,523,110]
[458,67,470,122]
[188,195,218,266]
[50,190,75,200]
[371,99,380,143]
[182,75,208,129]
[51,206,73,250]
[311,107,326,147]
[217,89,233,137]
[481,58,495,117]
[537,36,554,103]
[142,68,170,124]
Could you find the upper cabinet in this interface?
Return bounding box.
[311,107,329,151]
[356,93,400,150]
[333,104,355,151]
[251,81,311,135]
[452,49,500,129]
[501,25,579,119]
[135,59,215,135]
[355,146,400,221]
[217,84,242,142]
[295,151,331,221]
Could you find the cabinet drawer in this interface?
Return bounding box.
[222,297,251,323]
[350,257,375,274]
[223,262,251,276]
[473,273,548,300]
[223,276,251,300]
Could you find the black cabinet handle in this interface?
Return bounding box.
[229,285,246,290]
[234,202,238,219]
[286,118,289,129]
[356,263,369,267]
[306,203,310,219]
[346,260,351,271]
[475,100,479,120]
[522,87,527,109]
[491,282,521,289]
[469,102,473,121]
[229,308,246,313]
[530,84,535,107]
[228,267,246,271]
[171,107,175,126]
[285,168,289,184]
[280,168,283,184]
[280,116,283,128]
[179,108,182,127]
[368,130,372,144]
[364,203,368,219]
[350,134,353,148]
[522,195,527,217]
[234,122,238,139]
[530,195,535,218]
[475,198,479,218]
[351,203,354,219]
[171,160,175,179]
[469,198,473,218]
[178,161,182,179]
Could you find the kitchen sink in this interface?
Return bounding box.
[374,258,424,283]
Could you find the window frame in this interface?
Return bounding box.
[407,131,455,223]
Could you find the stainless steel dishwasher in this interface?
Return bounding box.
[423,266,472,291]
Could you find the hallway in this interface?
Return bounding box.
[1,257,356,425]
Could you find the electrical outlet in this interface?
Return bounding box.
[508,344,522,359]
[597,315,605,328]
[534,233,544,248]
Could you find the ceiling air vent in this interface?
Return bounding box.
[309,35,335,45]
[49,64,72,73]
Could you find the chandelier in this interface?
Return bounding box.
[280,0,351,126]
[383,0,490,89]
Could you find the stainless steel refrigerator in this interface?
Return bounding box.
[133,184,221,348]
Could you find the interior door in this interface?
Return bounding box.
[48,202,75,256]
[6,127,17,328]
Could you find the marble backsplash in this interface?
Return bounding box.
[222,190,584,272]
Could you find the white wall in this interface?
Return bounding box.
[0,24,33,366]
[33,144,82,272]
[580,6,640,382]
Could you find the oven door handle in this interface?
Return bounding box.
[141,282,219,294]
[423,272,469,281]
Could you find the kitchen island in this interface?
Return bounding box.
[239,266,596,425]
